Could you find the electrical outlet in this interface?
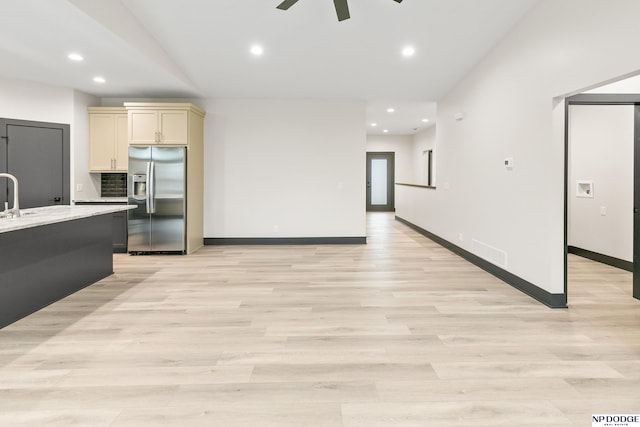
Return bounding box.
[600,206,607,216]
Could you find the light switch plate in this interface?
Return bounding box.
[504,158,514,170]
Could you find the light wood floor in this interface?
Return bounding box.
[1,213,639,426]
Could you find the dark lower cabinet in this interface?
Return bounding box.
[0,214,113,328]
[75,202,127,253]
[112,211,128,253]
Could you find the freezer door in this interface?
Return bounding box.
[150,147,186,252]
[128,147,152,252]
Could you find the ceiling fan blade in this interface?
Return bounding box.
[277,0,301,10]
[333,0,351,21]
[393,0,403,3]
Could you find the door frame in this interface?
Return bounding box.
[366,152,395,212]
[0,118,70,206]
[564,94,640,301]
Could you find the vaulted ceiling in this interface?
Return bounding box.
[0,0,538,134]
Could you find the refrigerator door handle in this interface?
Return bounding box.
[149,160,156,214]
[145,161,152,214]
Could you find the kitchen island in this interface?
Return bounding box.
[0,205,134,328]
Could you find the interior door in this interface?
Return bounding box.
[0,119,70,209]
[366,152,395,212]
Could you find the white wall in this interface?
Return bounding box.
[569,105,634,262]
[366,135,413,183]
[0,77,73,123]
[366,129,436,187]
[0,77,99,201]
[73,90,101,200]
[412,126,437,186]
[586,74,640,94]
[1,85,368,238]
[204,99,366,238]
[395,0,640,295]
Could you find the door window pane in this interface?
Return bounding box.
[371,158,388,205]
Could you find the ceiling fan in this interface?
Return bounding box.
[277,0,404,22]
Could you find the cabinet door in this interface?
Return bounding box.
[89,114,116,172]
[129,110,159,145]
[114,114,129,171]
[112,211,128,253]
[159,110,189,145]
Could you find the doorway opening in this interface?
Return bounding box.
[565,95,640,302]
[366,152,395,212]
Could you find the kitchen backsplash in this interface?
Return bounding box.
[101,173,127,197]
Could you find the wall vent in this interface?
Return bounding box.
[471,239,508,269]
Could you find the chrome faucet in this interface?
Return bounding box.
[0,173,20,218]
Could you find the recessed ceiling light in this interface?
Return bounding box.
[402,46,416,57]
[250,45,264,56]
[383,129,389,133]
[371,123,377,127]
[68,53,84,62]
[93,76,106,84]
[387,108,395,113]
[422,118,430,123]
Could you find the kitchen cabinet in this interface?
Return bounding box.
[124,103,205,146]
[75,200,128,253]
[0,205,133,328]
[124,102,205,254]
[88,107,128,172]
[111,210,128,253]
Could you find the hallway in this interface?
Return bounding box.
[0,213,638,426]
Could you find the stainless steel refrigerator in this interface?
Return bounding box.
[128,146,187,254]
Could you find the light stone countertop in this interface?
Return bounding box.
[73,198,128,204]
[0,204,135,234]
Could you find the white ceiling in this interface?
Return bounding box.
[0,0,538,135]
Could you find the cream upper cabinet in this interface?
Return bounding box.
[125,103,204,146]
[88,107,128,172]
[128,110,158,145]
